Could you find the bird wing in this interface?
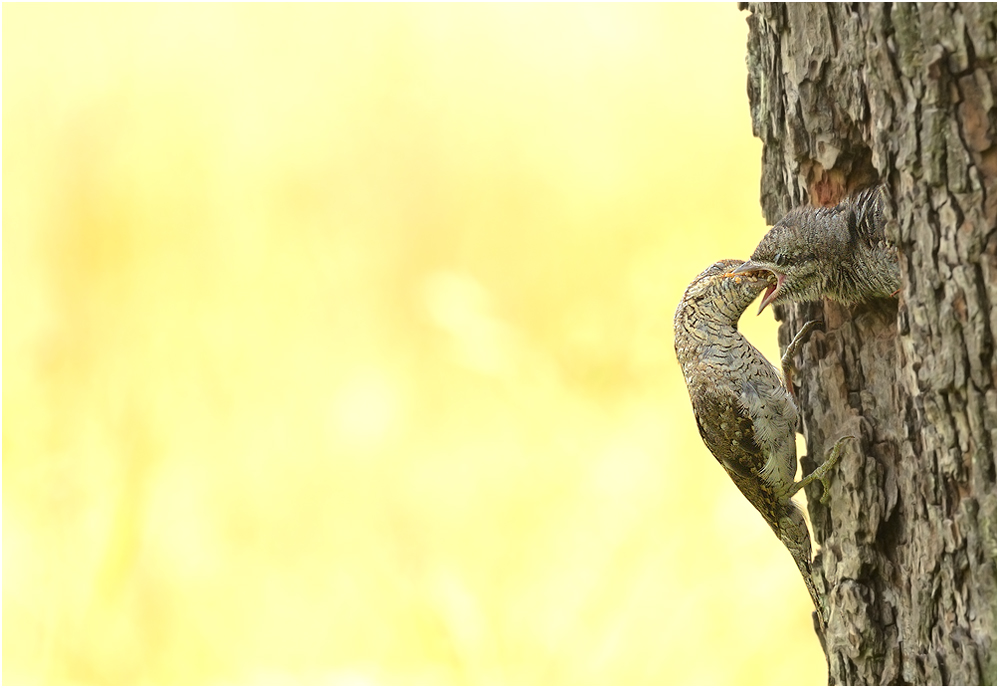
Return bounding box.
[692,385,768,481]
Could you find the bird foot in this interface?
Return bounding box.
[792,435,854,504]
[781,319,823,394]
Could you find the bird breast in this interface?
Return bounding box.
[739,374,799,489]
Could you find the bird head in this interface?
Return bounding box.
[677,259,770,324]
[731,213,826,315]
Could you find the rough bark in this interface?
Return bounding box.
[742,3,997,685]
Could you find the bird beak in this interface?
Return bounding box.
[731,260,784,315]
[756,274,786,314]
[730,260,767,276]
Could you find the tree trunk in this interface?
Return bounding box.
[742,3,997,685]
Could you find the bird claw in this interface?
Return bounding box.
[781,319,823,394]
[793,434,854,503]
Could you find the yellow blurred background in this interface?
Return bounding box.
[4,4,827,684]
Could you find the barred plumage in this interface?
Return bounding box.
[674,260,852,629]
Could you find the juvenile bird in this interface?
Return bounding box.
[733,186,900,314]
[673,260,852,626]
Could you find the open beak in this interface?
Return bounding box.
[731,260,785,315]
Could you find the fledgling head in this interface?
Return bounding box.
[729,209,838,315]
[731,187,890,314]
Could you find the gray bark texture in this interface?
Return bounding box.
[742,3,997,685]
